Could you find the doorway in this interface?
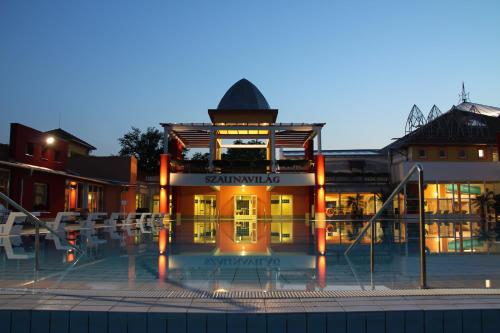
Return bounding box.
[234,195,257,243]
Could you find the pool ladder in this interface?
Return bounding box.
[344,164,428,289]
[0,191,81,271]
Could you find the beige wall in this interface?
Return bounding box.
[409,145,497,162]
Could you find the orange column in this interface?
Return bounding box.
[317,255,327,289]
[69,182,77,210]
[315,154,326,255]
[159,154,169,214]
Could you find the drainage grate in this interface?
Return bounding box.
[2,287,500,299]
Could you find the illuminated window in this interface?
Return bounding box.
[194,195,216,243]
[271,195,293,243]
[493,152,499,162]
[478,149,485,159]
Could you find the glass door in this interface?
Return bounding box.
[194,195,217,243]
[234,195,257,243]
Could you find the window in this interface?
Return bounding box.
[458,149,466,159]
[418,149,426,159]
[478,149,485,159]
[194,195,216,243]
[439,149,447,159]
[493,152,499,162]
[54,150,61,162]
[33,183,48,211]
[271,195,293,243]
[41,147,48,160]
[26,142,34,156]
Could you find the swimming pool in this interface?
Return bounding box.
[1,221,499,294]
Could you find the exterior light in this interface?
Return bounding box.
[46,136,55,145]
[478,149,484,158]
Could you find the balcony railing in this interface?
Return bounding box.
[171,159,312,173]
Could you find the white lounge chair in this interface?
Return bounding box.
[138,213,152,233]
[0,212,28,236]
[0,235,34,260]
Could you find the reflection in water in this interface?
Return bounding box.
[158,254,167,286]
[159,228,168,254]
[317,255,326,289]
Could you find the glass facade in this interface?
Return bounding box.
[193,195,216,243]
[270,194,293,243]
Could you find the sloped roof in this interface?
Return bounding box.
[384,103,500,151]
[45,128,96,150]
[455,102,500,117]
[217,79,271,110]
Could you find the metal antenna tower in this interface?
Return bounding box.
[405,104,425,135]
[459,82,470,103]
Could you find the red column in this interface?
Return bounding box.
[69,182,77,210]
[159,154,169,214]
[315,154,326,255]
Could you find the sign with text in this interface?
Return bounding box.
[168,254,316,269]
[170,173,315,186]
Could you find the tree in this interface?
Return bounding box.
[191,152,209,161]
[118,127,163,173]
[346,193,364,238]
[222,139,266,161]
[472,191,496,233]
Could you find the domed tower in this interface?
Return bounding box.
[208,78,278,124]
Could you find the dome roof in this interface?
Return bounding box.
[217,79,270,110]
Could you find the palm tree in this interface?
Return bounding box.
[472,191,495,234]
[346,194,364,238]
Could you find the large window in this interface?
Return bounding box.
[194,195,216,243]
[33,183,48,211]
[271,194,293,243]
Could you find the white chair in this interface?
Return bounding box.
[0,235,34,260]
[138,213,152,233]
[105,213,126,239]
[0,212,28,236]
[121,213,142,236]
[46,212,79,238]
[81,213,108,245]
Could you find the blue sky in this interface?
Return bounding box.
[1,0,499,155]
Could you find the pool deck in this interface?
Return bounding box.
[1,289,500,333]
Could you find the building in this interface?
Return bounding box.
[0,123,138,217]
[158,79,328,254]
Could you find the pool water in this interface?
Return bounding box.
[1,227,499,293]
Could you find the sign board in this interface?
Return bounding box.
[168,254,316,269]
[170,173,315,186]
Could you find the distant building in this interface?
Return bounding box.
[0,123,137,217]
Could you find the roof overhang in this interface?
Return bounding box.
[208,109,278,123]
[161,123,325,149]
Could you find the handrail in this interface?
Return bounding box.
[343,163,427,289]
[0,191,82,266]
[344,164,422,255]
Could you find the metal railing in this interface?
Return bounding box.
[344,164,427,289]
[0,191,82,271]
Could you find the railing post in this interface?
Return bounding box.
[34,218,40,271]
[370,219,375,273]
[418,167,427,289]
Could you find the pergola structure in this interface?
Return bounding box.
[160,122,325,172]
